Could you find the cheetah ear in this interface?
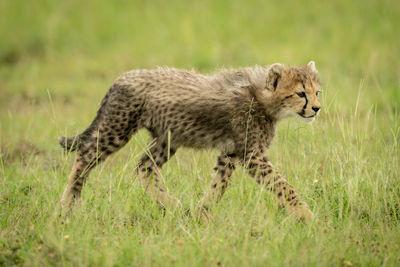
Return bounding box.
[307,61,318,74]
[266,63,283,91]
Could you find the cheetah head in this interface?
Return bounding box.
[262,61,322,123]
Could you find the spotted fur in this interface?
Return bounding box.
[59,61,322,223]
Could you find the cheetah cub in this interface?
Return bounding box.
[59,61,321,223]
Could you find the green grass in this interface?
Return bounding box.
[1,0,399,266]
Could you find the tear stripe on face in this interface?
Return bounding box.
[299,93,308,116]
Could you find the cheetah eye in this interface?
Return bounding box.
[316,91,321,97]
[296,92,306,98]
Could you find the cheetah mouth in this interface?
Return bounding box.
[298,114,316,119]
[297,113,317,124]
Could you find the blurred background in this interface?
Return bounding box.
[1,0,399,145]
[0,0,399,265]
[1,0,399,153]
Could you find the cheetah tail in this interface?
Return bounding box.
[58,136,80,152]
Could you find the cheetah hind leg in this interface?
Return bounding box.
[60,116,137,211]
[137,140,182,210]
[60,135,132,212]
[198,153,238,221]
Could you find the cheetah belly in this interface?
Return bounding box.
[181,136,235,154]
[215,138,235,153]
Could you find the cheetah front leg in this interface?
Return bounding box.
[137,140,181,209]
[245,148,314,223]
[199,153,238,215]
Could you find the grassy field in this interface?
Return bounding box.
[1,0,399,266]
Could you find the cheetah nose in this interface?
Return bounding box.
[312,106,321,113]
